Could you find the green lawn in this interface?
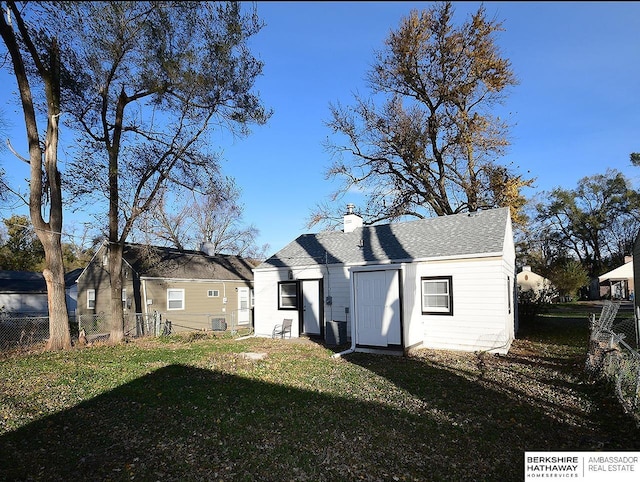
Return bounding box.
[1,307,639,481]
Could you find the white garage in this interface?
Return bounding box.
[253,206,517,355]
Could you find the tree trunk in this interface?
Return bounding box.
[0,11,71,350]
[106,89,128,343]
[42,242,71,350]
[38,38,71,350]
[108,242,125,343]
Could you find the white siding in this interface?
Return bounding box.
[517,269,551,293]
[402,263,422,349]
[0,294,48,313]
[324,266,351,337]
[503,219,517,340]
[253,268,298,338]
[255,256,515,354]
[254,211,516,354]
[253,265,353,340]
[406,257,514,354]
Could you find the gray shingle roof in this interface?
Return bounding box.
[0,270,46,293]
[0,269,81,293]
[122,244,254,281]
[257,207,510,269]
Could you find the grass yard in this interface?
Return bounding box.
[1,304,640,481]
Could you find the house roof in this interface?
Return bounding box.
[257,207,510,269]
[516,266,551,281]
[598,259,633,282]
[65,268,83,286]
[121,243,254,281]
[0,269,81,293]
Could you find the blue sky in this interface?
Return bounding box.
[2,1,640,256]
[222,1,640,254]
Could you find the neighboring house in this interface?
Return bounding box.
[600,256,634,300]
[253,206,517,355]
[517,266,554,299]
[0,269,81,315]
[76,242,254,332]
[64,268,83,315]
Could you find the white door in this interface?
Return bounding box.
[302,279,321,336]
[354,270,401,347]
[237,287,250,324]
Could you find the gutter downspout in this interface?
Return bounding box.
[333,268,357,358]
[142,279,148,317]
[331,303,356,358]
[332,334,356,358]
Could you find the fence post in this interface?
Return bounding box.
[635,362,640,409]
[636,306,640,351]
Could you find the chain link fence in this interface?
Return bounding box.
[586,301,640,424]
[161,309,253,337]
[77,312,146,343]
[1,308,254,352]
[0,312,51,351]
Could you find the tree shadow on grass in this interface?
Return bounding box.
[343,347,640,480]
[3,351,640,482]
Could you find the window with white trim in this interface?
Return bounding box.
[278,281,298,310]
[167,289,185,310]
[87,289,96,310]
[207,289,220,298]
[421,276,453,315]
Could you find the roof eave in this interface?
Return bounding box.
[254,251,505,271]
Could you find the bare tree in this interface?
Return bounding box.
[191,183,270,260]
[0,1,71,349]
[139,179,270,261]
[310,2,532,229]
[55,2,270,342]
[135,188,195,251]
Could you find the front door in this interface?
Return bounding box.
[301,279,322,337]
[354,270,401,347]
[237,287,250,324]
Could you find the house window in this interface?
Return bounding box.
[207,289,220,298]
[421,276,453,315]
[167,289,185,310]
[278,281,298,310]
[87,289,96,310]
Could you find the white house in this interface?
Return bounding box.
[598,256,634,300]
[253,206,517,355]
[0,269,81,315]
[517,266,554,297]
